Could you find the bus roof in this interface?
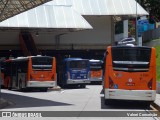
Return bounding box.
[5,56,54,62]
[110,46,152,49]
[64,58,88,61]
[89,59,102,63]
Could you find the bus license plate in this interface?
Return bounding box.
[126,82,135,86]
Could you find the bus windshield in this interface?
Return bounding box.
[112,47,151,71]
[68,60,88,69]
[32,57,53,70]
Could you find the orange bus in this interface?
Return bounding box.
[103,46,156,106]
[2,56,56,92]
[89,59,103,83]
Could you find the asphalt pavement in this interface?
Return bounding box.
[0,86,160,111]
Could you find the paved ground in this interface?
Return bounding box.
[152,93,160,111]
[0,85,159,120]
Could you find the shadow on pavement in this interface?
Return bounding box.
[101,97,153,110]
[1,92,72,109]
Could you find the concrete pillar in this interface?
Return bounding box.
[123,20,128,38]
[111,16,115,45]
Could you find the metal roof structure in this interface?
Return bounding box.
[0,5,92,29]
[0,0,51,22]
[0,0,148,30]
[49,0,148,16]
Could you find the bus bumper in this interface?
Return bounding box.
[90,77,102,82]
[104,89,156,101]
[67,79,90,84]
[27,81,56,87]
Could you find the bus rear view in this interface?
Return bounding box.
[89,59,103,83]
[58,58,90,88]
[104,46,156,106]
[3,56,56,92]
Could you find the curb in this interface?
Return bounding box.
[156,82,160,94]
[151,101,160,111]
[48,86,61,91]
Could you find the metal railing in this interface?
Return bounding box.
[142,27,160,42]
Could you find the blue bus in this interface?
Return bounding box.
[58,58,90,88]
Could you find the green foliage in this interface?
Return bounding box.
[155,45,160,81]
[139,0,160,20]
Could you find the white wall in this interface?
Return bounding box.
[35,16,112,50]
[57,16,112,50]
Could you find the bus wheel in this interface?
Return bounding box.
[1,85,5,89]
[40,88,48,92]
[8,81,12,90]
[143,101,151,108]
[80,85,86,88]
[104,99,111,105]
[19,81,24,92]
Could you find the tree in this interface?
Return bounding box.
[139,0,160,21]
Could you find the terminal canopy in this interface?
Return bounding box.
[0,0,51,22]
[50,0,148,16]
[0,5,92,30]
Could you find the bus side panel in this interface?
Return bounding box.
[104,46,112,89]
[17,60,28,89]
[27,57,32,81]
[1,73,4,87]
[151,47,156,90]
[53,57,57,81]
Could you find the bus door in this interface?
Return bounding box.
[17,60,28,90]
[1,62,5,88]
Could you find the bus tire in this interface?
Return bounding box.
[104,99,111,105]
[143,101,151,108]
[40,88,48,92]
[80,85,86,88]
[8,85,12,90]
[19,81,24,92]
[1,85,5,89]
[8,81,12,90]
